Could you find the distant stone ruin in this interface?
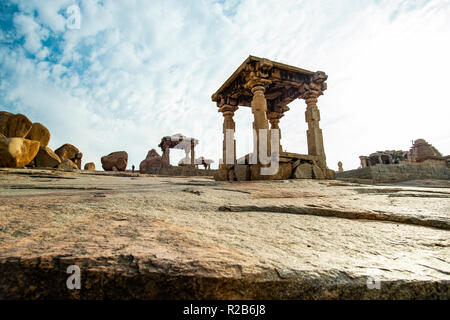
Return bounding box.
[139,134,214,176]
[338,139,449,183]
[159,133,198,168]
[359,139,447,168]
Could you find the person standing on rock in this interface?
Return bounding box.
[132,164,135,173]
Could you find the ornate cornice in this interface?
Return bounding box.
[301,71,328,99]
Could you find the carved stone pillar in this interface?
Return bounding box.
[219,104,238,168]
[304,95,326,168]
[190,139,195,167]
[161,147,170,168]
[302,71,328,169]
[359,156,367,168]
[267,111,283,153]
[249,82,271,163]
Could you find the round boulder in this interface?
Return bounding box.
[55,144,79,161]
[55,144,82,169]
[0,137,40,168]
[84,162,96,171]
[58,159,78,171]
[34,146,61,168]
[139,149,162,173]
[292,163,313,179]
[0,111,32,138]
[101,151,128,171]
[26,123,50,147]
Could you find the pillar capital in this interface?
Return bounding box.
[301,71,328,100]
[244,76,271,92]
[218,104,238,116]
[267,111,283,121]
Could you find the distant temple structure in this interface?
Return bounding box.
[138,134,213,176]
[359,139,447,168]
[337,138,449,183]
[158,133,198,168]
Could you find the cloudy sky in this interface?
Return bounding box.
[1,0,449,170]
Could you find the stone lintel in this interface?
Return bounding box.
[212,56,325,108]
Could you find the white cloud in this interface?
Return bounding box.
[1,0,449,171]
[13,14,48,54]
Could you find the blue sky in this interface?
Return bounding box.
[1,0,449,170]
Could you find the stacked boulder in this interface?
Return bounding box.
[215,155,335,182]
[139,149,162,173]
[101,151,128,171]
[0,110,83,170]
[0,111,45,168]
[55,144,83,169]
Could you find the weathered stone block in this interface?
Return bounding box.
[292,163,312,179]
[234,164,250,181]
[57,159,78,170]
[324,168,336,180]
[250,164,270,181]
[228,169,236,181]
[292,159,301,170]
[34,146,61,168]
[272,162,292,180]
[312,165,325,180]
[84,162,96,171]
[214,169,228,181]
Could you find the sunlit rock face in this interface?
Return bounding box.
[0,169,449,299]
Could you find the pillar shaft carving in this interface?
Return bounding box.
[267,110,285,153]
[246,78,271,164]
[219,104,238,168]
[301,71,328,169]
[161,147,170,168]
[190,140,195,166]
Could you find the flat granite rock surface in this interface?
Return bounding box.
[0,168,449,299]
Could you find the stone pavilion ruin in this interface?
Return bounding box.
[212,56,334,181]
[158,133,198,168]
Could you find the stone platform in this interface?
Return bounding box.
[215,152,335,181]
[144,165,216,177]
[0,168,449,299]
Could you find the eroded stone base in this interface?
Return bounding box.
[143,165,216,177]
[215,152,335,181]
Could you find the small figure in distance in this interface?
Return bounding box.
[131,164,135,173]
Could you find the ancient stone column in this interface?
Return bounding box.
[301,71,328,170]
[267,111,283,153]
[304,94,326,168]
[161,147,170,168]
[359,156,367,168]
[251,84,271,163]
[190,140,195,167]
[219,104,238,168]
